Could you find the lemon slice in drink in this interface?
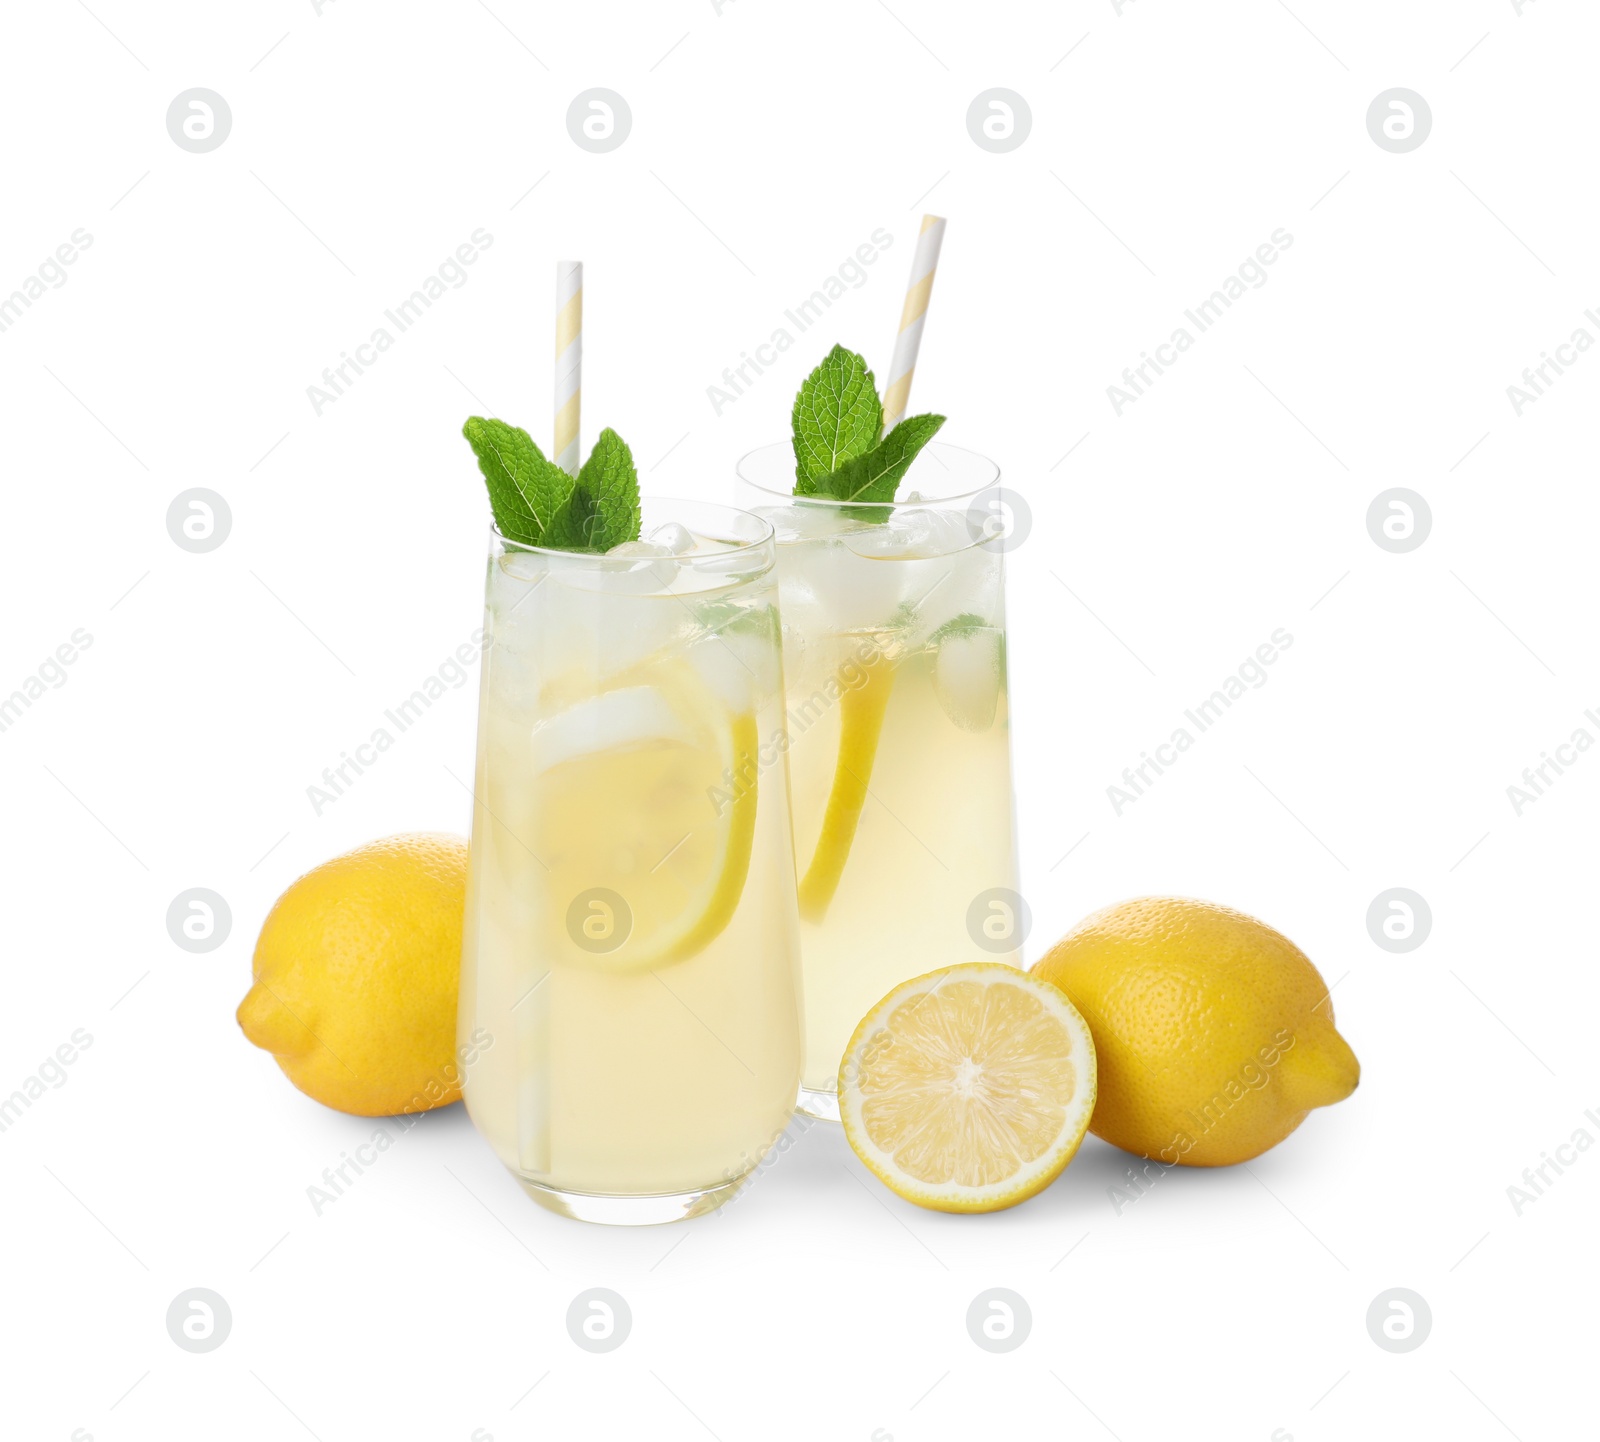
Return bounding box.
[796,659,895,921]
[528,661,758,973]
[839,964,1097,1213]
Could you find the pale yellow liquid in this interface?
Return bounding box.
[773,529,1020,1095]
[459,553,802,1197]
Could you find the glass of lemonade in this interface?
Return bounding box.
[458,498,803,1223]
[738,443,1021,1119]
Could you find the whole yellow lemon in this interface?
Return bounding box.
[237,833,468,1116]
[1032,897,1358,1166]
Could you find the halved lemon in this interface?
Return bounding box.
[839,964,1098,1213]
[527,657,758,973]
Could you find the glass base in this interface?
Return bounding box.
[512,1171,748,1225]
[795,1084,841,1123]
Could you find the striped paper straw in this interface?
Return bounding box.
[880,214,946,433]
[553,260,583,474]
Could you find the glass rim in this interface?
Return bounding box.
[489,494,776,563]
[735,439,1001,509]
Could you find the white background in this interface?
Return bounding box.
[2,0,1595,1438]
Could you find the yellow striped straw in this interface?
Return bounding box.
[880,214,946,433]
[553,260,583,474]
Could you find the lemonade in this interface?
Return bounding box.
[740,441,1021,1117]
[457,501,804,1222]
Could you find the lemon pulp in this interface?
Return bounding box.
[839,964,1097,1213]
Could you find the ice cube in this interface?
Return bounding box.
[910,510,976,559]
[483,644,541,718]
[933,624,1003,732]
[842,507,971,561]
[687,626,781,713]
[899,546,1002,650]
[499,549,548,583]
[677,544,773,593]
[489,553,550,650]
[749,503,872,544]
[796,537,909,639]
[484,562,553,714]
[797,509,971,644]
[558,580,688,682]
[556,541,678,594]
[647,521,695,555]
[843,508,939,558]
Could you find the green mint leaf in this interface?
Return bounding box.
[462,416,573,546]
[818,412,946,506]
[928,612,990,645]
[578,429,642,542]
[541,427,641,552]
[696,596,781,646]
[792,345,883,491]
[540,487,604,551]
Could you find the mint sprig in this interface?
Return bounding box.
[463,417,641,552]
[789,345,944,506]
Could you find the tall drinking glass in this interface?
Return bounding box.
[738,444,1021,1120]
[458,500,803,1223]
